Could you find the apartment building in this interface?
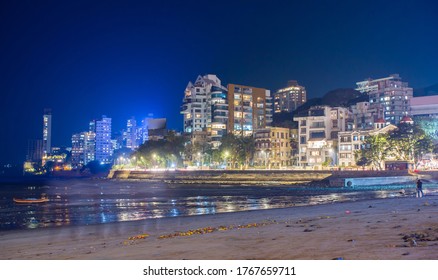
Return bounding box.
[228,84,273,136]
[294,106,353,169]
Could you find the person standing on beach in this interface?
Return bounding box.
[416,179,424,198]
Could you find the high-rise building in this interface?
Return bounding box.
[84,131,96,165]
[126,117,138,150]
[42,108,52,157]
[228,84,273,136]
[274,80,306,113]
[71,131,96,168]
[92,115,112,164]
[356,74,413,125]
[181,74,228,147]
[71,132,85,168]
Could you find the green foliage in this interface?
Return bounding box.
[133,132,186,168]
[322,158,332,167]
[218,134,255,169]
[387,123,434,166]
[360,134,390,170]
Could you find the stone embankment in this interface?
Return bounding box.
[108,170,332,185]
[108,169,423,187]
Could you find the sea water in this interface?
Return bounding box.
[0,178,435,230]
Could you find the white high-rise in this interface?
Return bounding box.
[93,115,112,164]
[181,74,228,147]
[42,108,52,157]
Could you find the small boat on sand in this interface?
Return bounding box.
[13,197,49,203]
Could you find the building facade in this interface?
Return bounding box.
[350,101,374,130]
[181,74,228,147]
[42,108,52,157]
[228,84,273,137]
[274,80,306,113]
[93,115,112,164]
[356,74,413,125]
[294,106,353,169]
[71,132,85,168]
[125,117,138,150]
[254,127,293,168]
[337,119,396,167]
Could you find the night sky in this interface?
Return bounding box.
[1,0,437,164]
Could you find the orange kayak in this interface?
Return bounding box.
[13,197,49,203]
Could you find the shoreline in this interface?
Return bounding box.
[1,195,437,260]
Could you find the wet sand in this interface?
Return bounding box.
[1,195,437,260]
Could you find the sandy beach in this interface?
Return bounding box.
[1,195,437,260]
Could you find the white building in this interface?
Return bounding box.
[93,115,112,164]
[181,74,228,147]
[294,106,353,169]
[356,74,412,125]
[42,108,52,157]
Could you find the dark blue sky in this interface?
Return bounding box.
[1,0,437,164]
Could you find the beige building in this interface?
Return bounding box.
[228,84,273,136]
[254,127,293,168]
[294,106,353,169]
[338,119,397,167]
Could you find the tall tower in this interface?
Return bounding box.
[42,108,52,157]
[93,115,112,164]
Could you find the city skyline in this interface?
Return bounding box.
[1,0,438,164]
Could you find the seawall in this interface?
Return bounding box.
[108,169,418,187]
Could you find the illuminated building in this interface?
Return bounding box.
[254,127,293,168]
[91,115,112,164]
[71,132,86,168]
[294,106,353,169]
[356,74,413,125]
[125,117,138,150]
[350,101,376,130]
[181,74,228,147]
[71,131,96,167]
[228,84,272,136]
[42,108,52,157]
[274,80,306,113]
[337,119,397,167]
[84,131,96,164]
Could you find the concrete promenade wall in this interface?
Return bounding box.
[108,169,415,187]
[108,170,332,185]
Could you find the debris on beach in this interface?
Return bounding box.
[157,222,274,239]
[400,227,438,247]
